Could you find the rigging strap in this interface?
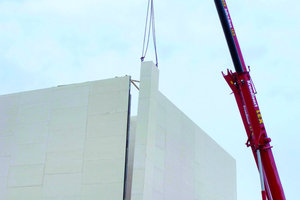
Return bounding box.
[141,0,158,67]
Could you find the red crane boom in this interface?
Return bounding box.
[214,0,286,199]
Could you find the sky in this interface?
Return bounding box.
[1,0,299,199]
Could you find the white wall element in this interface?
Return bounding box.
[0,63,236,200]
[130,61,237,200]
[125,116,137,200]
[0,77,130,200]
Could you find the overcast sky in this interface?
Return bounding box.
[1,0,299,199]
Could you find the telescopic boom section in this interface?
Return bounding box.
[214,0,247,73]
[214,0,286,200]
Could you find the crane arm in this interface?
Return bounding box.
[214,0,286,199]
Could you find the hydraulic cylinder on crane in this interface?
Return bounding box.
[214,0,286,199]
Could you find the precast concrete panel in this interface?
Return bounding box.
[130,62,237,200]
[125,116,137,200]
[0,77,131,200]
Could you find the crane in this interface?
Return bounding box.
[214,0,286,199]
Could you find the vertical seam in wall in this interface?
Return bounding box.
[41,88,54,188]
[123,76,132,200]
[81,84,91,189]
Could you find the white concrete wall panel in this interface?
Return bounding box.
[130,62,236,200]
[0,77,130,200]
[8,164,44,187]
[7,186,42,200]
[125,117,137,200]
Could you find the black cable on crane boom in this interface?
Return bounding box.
[141,0,158,67]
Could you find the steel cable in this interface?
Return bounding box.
[141,0,158,67]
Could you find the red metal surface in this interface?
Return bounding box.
[214,0,286,198]
[223,70,285,200]
[262,191,267,200]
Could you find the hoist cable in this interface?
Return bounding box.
[143,6,152,60]
[141,0,158,67]
[141,0,151,61]
[151,0,158,66]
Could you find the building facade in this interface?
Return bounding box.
[0,62,236,200]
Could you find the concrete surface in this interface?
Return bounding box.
[0,77,131,200]
[129,61,236,200]
[0,62,236,200]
